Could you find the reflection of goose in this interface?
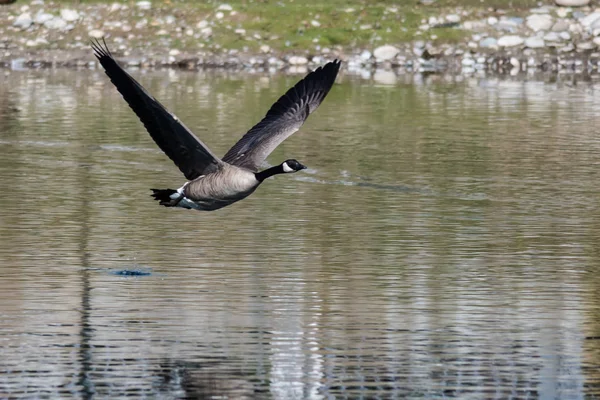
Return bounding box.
[92,40,341,211]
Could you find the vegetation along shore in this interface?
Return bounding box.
[2,0,600,74]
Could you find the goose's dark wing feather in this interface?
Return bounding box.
[92,39,221,180]
[222,60,341,171]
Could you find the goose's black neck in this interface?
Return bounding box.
[255,164,285,182]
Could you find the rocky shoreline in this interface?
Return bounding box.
[3,1,600,74]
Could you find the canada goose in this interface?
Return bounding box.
[91,39,341,211]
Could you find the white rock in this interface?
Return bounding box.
[13,13,33,29]
[215,11,224,19]
[136,1,151,10]
[156,29,168,35]
[197,20,209,29]
[88,29,104,39]
[185,29,194,36]
[60,9,79,22]
[497,35,524,47]
[544,31,561,41]
[26,39,37,47]
[526,14,553,32]
[510,57,520,68]
[260,44,270,53]
[555,0,589,5]
[551,20,570,31]
[461,57,474,66]
[311,20,321,27]
[560,31,571,40]
[593,36,600,46]
[479,37,498,48]
[525,36,545,48]
[234,28,246,35]
[577,41,595,50]
[289,55,308,65]
[218,4,232,11]
[373,45,400,61]
[109,3,121,12]
[446,14,461,23]
[580,12,600,28]
[487,16,499,25]
[169,49,180,56]
[360,50,372,60]
[200,27,213,37]
[44,17,67,30]
[165,15,176,24]
[34,12,54,25]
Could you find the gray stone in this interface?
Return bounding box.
[88,29,105,39]
[136,1,151,10]
[200,27,213,37]
[360,50,372,60]
[479,37,498,48]
[13,13,33,29]
[497,35,524,47]
[289,55,308,65]
[60,9,79,22]
[559,31,571,40]
[373,45,400,61]
[525,36,545,48]
[577,41,595,50]
[217,4,233,11]
[551,20,570,31]
[44,17,67,30]
[508,17,524,25]
[555,0,590,5]
[461,56,474,66]
[559,43,575,52]
[34,12,54,25]
[197,20,209,29]
[446,14,460,23]
[526,14,553,32]
[580,12,600,28]
[544,31,560,41]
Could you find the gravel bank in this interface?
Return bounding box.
[2,0,600,74]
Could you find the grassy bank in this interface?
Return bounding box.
[3,0,542,54]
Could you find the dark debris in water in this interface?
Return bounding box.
[110,268,153,277]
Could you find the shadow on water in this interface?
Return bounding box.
[157,359,259,400]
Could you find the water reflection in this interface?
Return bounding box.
[0,69,599,398]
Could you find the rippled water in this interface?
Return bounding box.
[1,69,600,399]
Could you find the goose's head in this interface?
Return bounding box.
[281,159,307,173]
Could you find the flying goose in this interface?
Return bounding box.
[91,39,341,211]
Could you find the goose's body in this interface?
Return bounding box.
[91,39,340,211]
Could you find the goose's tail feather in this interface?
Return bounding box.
[150,188,182,207]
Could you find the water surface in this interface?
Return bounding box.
[1,69,600,398]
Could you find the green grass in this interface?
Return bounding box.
[8,0,542,53]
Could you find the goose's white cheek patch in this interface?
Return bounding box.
[282,162,294,173]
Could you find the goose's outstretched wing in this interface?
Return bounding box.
[92,39,221,180]
[222,60,341,171]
